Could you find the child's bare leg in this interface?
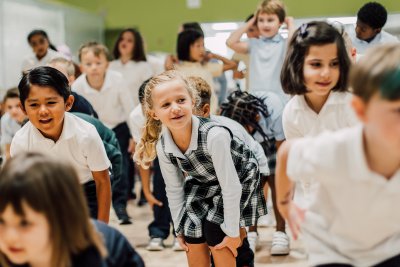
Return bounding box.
[209,246,236,267]
[186,243,210,267]
[267,175,285,232]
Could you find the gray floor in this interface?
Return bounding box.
[109,199,309,267]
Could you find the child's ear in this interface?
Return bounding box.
[19,102,27,115]
[149,110,159,121]
[65,95,75,112]
[351,95,367,123]
[202,104,211,118]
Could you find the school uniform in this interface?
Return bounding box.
[157,116,266,241]
[210,115,269,176]
[109,60,153,106]
[0,113,23,147]
[10,112,110,218]
[175,61,223,114]
[287,125,400,267]
[282,91,359,207]
[247,34,287,101]
[21,49,67,73]
[72,69,134,212]
[349,29,399,56]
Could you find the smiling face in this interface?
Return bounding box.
[150,79,194,133]
[4,98,26,123]
[22,85,73,141]
[0,203,52,266]
[189,37,205,62]
[257,12,282,38]
[29,34,49,60]
[303,43,340,98]
[118,31,135,58]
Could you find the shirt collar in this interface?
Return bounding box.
[293,92,349,110]
[81,70,112,94]
[162,115,199,158]
[30,112,75,143]
[260,33,282,43]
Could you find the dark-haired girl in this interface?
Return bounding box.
[280,21,359,211]
[22,29,66,73]
[110,28,153,107]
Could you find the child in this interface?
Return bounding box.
[280,21,359,207]
[165,29,237,114]
[134,70,266,267]
[219,90,288,255]
[0,152,145,267]
[72,42,134,222]
[0,88,27,160]
[350,2,398,56]
[110,28,153,106]
[226,0,294,100]
[48,57,98,118]
[276,43,400,267]
[21,29,66,73]
[10,66,111,223]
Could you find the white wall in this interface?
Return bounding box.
[0,0,104,93]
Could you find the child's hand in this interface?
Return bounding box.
[176,235,189,252]
[284,16,294,27]
[164,54,178,70]
[144,192,163,208]
[247,12,257,27]
[287,202,305,240]
[215,235,241,257]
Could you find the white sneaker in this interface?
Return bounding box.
[247,231,259,253]
[257,214,276,228]
[146,237,165,251]
[172,238,184,251]
[270,231,290,256]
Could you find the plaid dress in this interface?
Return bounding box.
[161,117,267,238]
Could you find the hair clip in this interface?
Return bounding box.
[299,23,308,38]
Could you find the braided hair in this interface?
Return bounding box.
[220,90,270,144]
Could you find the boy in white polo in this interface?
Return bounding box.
[11,66,111,223]
[276,43,400,267]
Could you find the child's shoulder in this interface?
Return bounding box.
[64,113,99,141]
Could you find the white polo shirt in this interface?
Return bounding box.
[21,49,67,73]
[128,104,146,144]
[109,60,153,106]
[10,113,110,184]
[282,91,358,140]
[72,70,134,130]
[349,29,399,56]
[287,125,400,266]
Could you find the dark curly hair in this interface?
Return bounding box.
[357,2,387,29]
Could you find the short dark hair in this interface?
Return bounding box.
[357,2,387,29]
[281,21,350,95]
[138,78,152,105]
[3,87,19,103]
[18,66,71,108]
[27,29,57,51]
[177,29,204,61]
[182,22,204,35]
[220,90,270,143]
[113,28,147,62]
[245,14,254,22]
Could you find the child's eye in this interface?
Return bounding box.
[162,103,170,108]
[29,103,38,107]
[47,101,57,105]
[19,219,31,228]
[310,62,321,67]
[177,98,186,103]
[330,61,340,67]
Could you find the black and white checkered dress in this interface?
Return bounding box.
[161,117,267,238]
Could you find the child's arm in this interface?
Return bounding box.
[92,169,112,223]
[208,128,242,255]
[164,54,178,71]
[206,52,238,72]
[226,16,256,54]
[285,16,296,42]
[5,144,11,160]
[139,163,163,208]
[276,141,305,240]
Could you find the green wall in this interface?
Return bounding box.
[50,0,400,52]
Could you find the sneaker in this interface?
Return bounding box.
[247,232,259,253]
[146,237,165,251]
[270,231,290,256]
[257,214,276,228]
[116,208,132,225]
[172,238,184,251]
